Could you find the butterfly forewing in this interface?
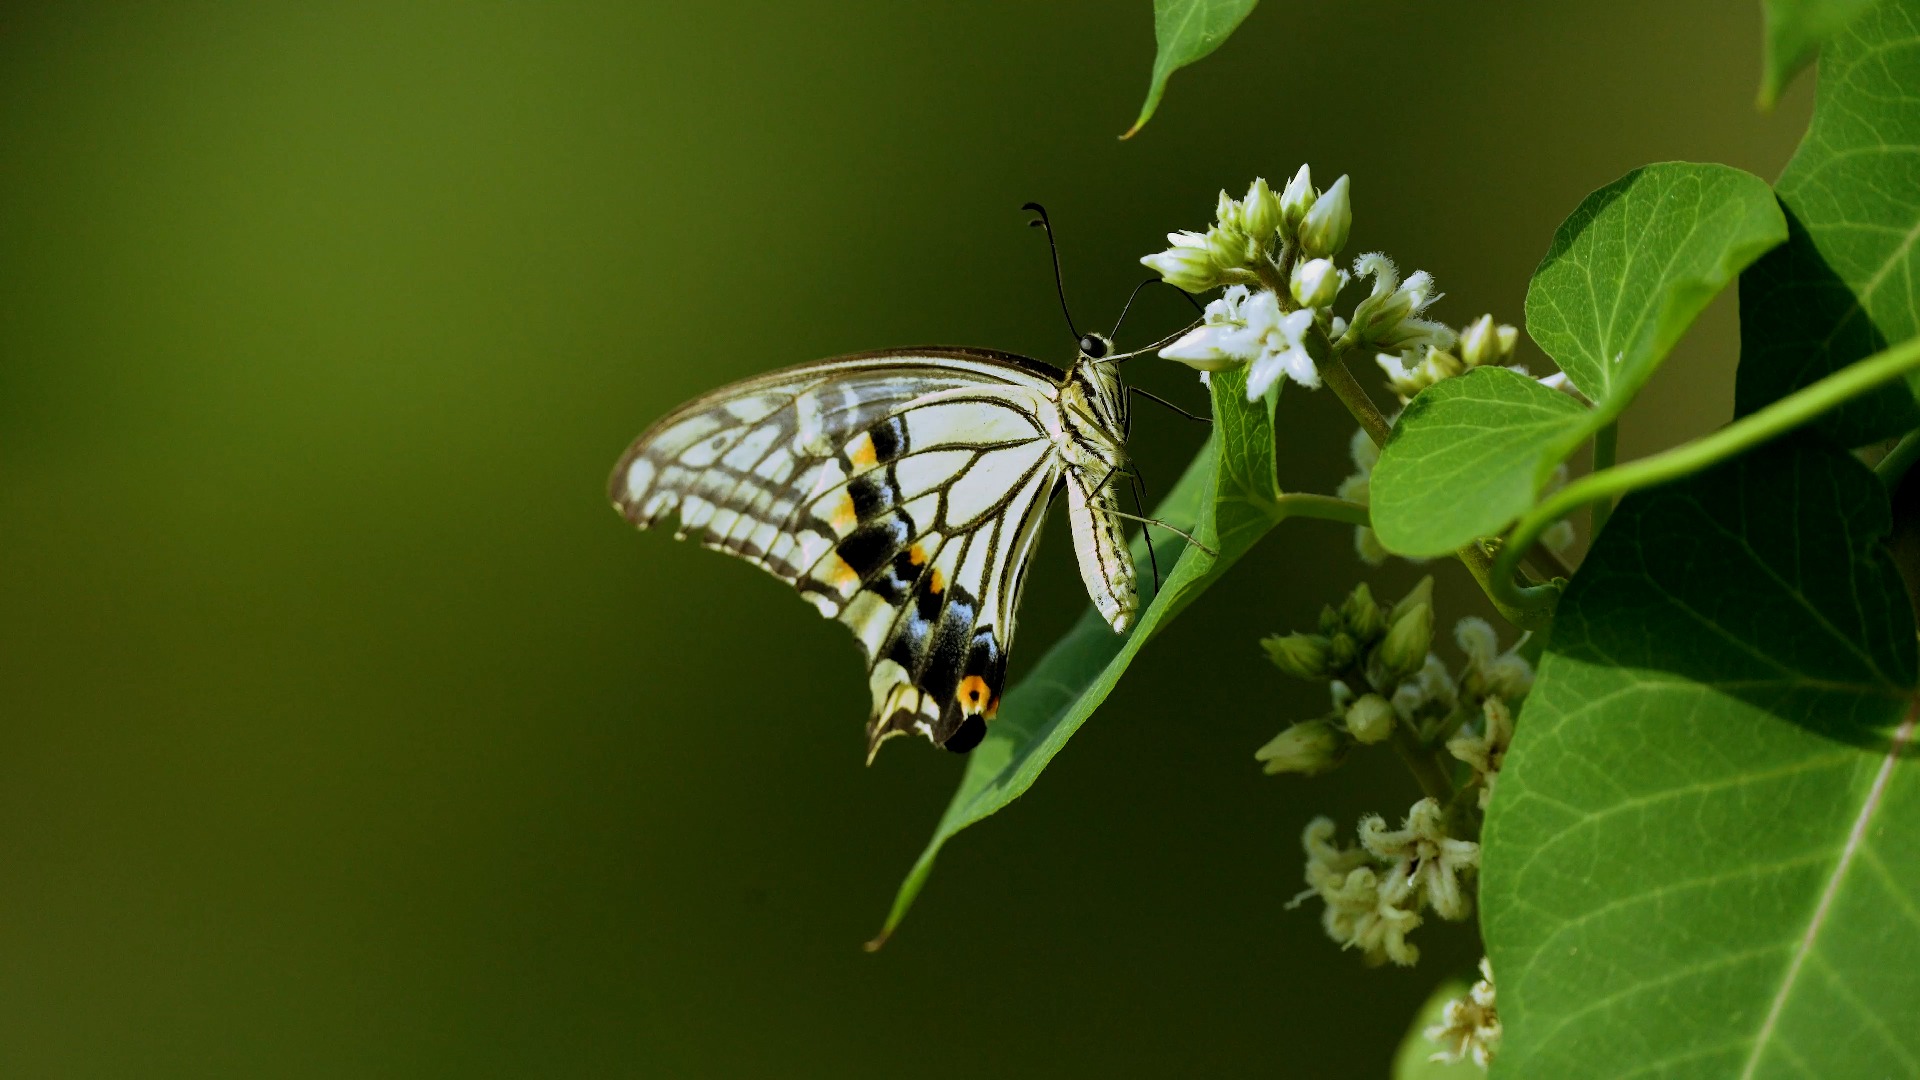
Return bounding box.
[610,349,1080,759]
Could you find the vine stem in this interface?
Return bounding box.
[1492,332,1920,623]
[1589,421,1619,538]
[1318,347,1552,627]
[1876,426,1920,487]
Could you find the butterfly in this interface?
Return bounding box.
[608,207,1205,762]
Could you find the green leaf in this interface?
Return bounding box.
[1370,367,1587,558]
[870,367,1286,946]
[1528,162,1786,415]
[1121,0,1258,139]
[1482,437,1920,1078]
[1393,978,1486,1079]
[1738,0,1920,446]
[1759,0,1875,108]
[1369,163,1785,558]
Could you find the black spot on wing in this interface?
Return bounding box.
[848,471,896,520]
[837,512,910,580]
[869,414,907,463]
[941,714,986,754]
[918,589,976,711]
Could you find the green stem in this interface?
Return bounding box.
[1316,345,1552,628]
[1268,493,1372,526]
[1876,427,1920,488]
[1589,421,1619,539]
[1493,332,1920,625]
[1388,716,1456,803]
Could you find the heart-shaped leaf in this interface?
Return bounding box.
[1738,0,1920,445]
[1482,436,1920,1077]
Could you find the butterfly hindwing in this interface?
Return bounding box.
[610,349,1071,758]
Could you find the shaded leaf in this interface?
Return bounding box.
[1759,0,1875,108]
[1527,162,1785,416]
[1738,0,1920,445]
[1371,367,1587,557]
[1482,437,1920,1078]
[1122,0,1259,139]
[872,366,1285,944]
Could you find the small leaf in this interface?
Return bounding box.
[1482,436,1920,1077]
[871,367,1285,945]
[1122,0,1259,139]
[1759,0,1875,108]
[1370,367,1587,557]
[1393,978,1484,1079]
[1738,0,1920,445]
[1527,162,1786,417]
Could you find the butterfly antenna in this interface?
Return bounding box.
[1110,278,1205,340]
[1022,202,1082,343]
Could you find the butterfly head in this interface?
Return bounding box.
[1076,332,1112,360]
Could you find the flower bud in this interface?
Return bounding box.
[1255,718,1345,776]
[1374,595,1434,686]
[1344,693,1397,745]
[1318,603,1343,636]
[1279,164,1315,232]
[1290,257,1342,310]
[1241,176,1282,246]
[1458,314,1518,368]
[1388,576,1434,628]
[1327,630,1359,671]
[1140,232,1222,293]
[1297,174,1351,259]
[1215,189,1239,229]
[1340,582,1386,644]
[1262,632,1332,680]
[1204,224,1251,270]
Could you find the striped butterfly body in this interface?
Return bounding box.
[610,343,1140,761]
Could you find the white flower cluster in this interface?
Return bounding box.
[1294,798,1479,966]
[1425,958,1502,1068]
[1140,167,1349,294]
[1162,285,1321,397]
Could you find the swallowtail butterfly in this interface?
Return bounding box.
[609,209,1201,762]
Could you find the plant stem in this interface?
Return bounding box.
[1877,427,1920,487]
[1315,346,1552,626]
[1269,493,1372,526]
[1590,421,1619,538]
[1492,332,1920,624]
[1389,716,1455,802]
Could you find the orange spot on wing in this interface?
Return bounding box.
[830,492,858,532]
[848,432,878,470]
[826,553,859,589]
[929,568,945,594]
[908,543,927,566]
[957,675,993,714]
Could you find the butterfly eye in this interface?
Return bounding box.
[1078,333,1110,359]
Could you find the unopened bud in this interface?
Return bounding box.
[1327,630,1359,671]
[1204,224,1252,270]
[1279,164,1315,232]
[1388,576,1435,627]
[1262,632,1332,680]
[1255,718,1345,776]
[1297,174,1351,259]
[1241,176,1281,246]
[1374,597,1434,686]
[1140,234,1221,293]
[1318,603,1343,636]
[1290,257,1342,309]
[1458,314,1517,368]
[1344,693,1396,744]
[1340,582,1386,643]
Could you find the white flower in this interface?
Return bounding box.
[1426,958,1502,1068]
[1159,286,1321,397]
[1344,253,1456,356]
[1455,617,1534,702]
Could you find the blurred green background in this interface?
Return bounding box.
[1,3,1810,1076]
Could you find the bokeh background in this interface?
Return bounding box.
[1,3,1812,1076]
